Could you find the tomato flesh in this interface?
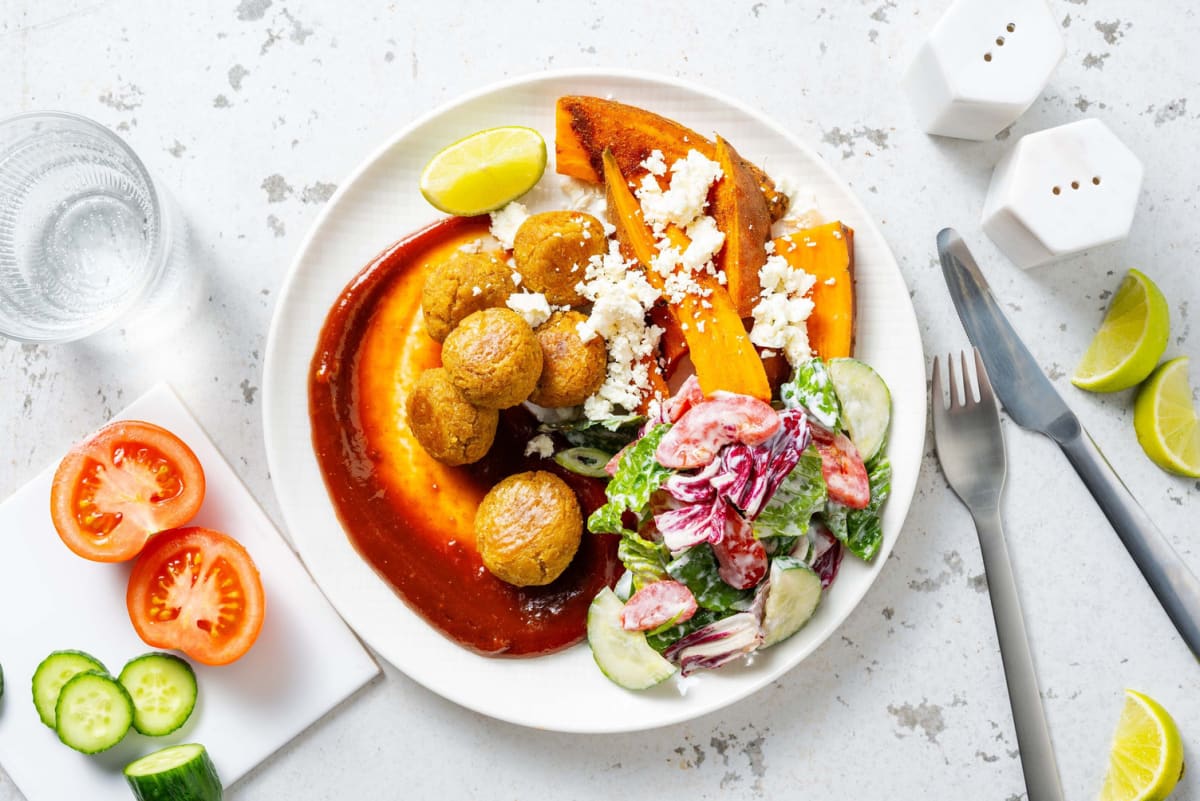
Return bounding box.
[811,427,871,510]
[51,421,205,562]
[127,527,265,666]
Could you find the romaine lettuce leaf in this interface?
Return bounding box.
[618,531,671,591]
[753,446,827,541]
[821,456,891,562]
[587,424,674,535]
[781,359,841,429]
[540,414,645,453]
[666,544,755,613]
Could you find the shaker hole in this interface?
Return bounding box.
[1052,186,1062,195]
[1071,181,1080,190]
[996,36,1006,46]
[1007,22,1016,32]
[1092,176,1101,185]
[984,52,993,62]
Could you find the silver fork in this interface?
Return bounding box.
[931,349,1065,801]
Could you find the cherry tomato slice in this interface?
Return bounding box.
[51,421,205,562]
[711,507,768,590]
[126,527,265,666]
[620,580,698,632]
[810,427,870,510]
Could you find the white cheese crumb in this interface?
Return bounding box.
[471,285,482,296]
[562,177,609,219]
[641,149,667,177]
[458,239,483,254]
[764,240,776,254]
[489,201,529,250]
[524,434,555,459]
[750,254,817,367]
[635,149,723,230]
[824,276,837,286]
[506,291,552,328]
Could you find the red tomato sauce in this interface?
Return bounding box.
[309,216,622,656]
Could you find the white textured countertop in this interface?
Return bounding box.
[2,1,1197,799]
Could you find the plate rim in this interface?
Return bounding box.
[263,67,926,733]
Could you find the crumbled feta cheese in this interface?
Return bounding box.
[459,239,484,254]
[562,178,609,219]
[764,240,776,254]
[824,276,837,286]
[641,149,667,177]
[576,241,664,419]
[681,215,726,273]
[635,150,723,230]
[471,285,482,297]
[750,254,817,367]
[489,201,529,250]
[506,291,552,328]
[524,434,555,459]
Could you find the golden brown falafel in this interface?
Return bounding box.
[441,308,543,409]
[512,211,607,306]
[529,310,607,408]
[406,368,498,465]
[420,250,513,342]
[475,471,582,586]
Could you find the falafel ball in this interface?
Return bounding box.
[529,310,607,408]
[512,211,607,306]
[406,368,498,465]
[421,251,513,342]
[475,471,582,586]
[442,307,543,409]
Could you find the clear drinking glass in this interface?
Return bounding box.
[0,112,175,343]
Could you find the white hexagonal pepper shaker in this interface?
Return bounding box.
[981,119,1144,270]
[902,0,1065,140]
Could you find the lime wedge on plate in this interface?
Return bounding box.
[419,126,546,216]
[1099,689,1184,801]
[1072,269,1169,393]
[1134,357,1200,478]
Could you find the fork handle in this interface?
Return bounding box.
[1060,428,1200,657]
[973,510,1065,801]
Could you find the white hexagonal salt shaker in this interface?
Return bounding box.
[981,119,1144,269]
[902,0,1065,140]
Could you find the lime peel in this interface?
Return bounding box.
[1072,268,1169,393]
[419,126,547,217]
[1134,357,1200,478]
[1099,689,1184,801]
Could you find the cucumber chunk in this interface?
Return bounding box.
[587,588,676,690]
[119,653,198,736]
[760,557,823,648]
[827,358,891,462]
[31,650,107,728]
[55,670,133,754]
[125,743,223,801]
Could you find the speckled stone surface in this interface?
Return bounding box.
[2,2,1197,799]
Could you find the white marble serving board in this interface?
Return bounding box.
[0,384,379,801]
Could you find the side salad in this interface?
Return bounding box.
[583,357,892,689]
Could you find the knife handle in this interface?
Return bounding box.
[1060,428,1200,657]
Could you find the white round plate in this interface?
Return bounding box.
[263,69,925,733]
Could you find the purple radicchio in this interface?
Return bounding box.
[662,611,763,675]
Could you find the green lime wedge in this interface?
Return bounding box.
[1134,357,1200,478]
[1072,269,1169,392]
[1099,689,1184,801]
[419,126,546,216]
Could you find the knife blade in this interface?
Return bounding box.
[938,227,1200,658]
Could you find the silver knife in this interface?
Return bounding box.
[938,227,1200,658]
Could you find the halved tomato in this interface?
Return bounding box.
[51,421,206,562]
[126,527,265,666]
[810,427,870,510]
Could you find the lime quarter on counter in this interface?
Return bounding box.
[1099,689,1184,801]
[419,126,546,217]
[1071,268,1169,393]
[1134,357,1200,478]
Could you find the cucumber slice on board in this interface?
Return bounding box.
[31,650,107,728]
[119,653,198,736]
[55,670,133,754]
[587,588,676,690]
[827,358,891,463]
[760,557,823,647]
[125,743,223,801]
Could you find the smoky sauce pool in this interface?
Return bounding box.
[308,216,622,656]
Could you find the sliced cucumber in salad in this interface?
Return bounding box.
[55,670,133,754]
[827,358,891,462]
[587,588,676,690]
[119,653,198,736]
[760,557,822,647]
[125,743,222,801]
[31,650,107,728]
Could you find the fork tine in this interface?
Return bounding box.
[946,352,961,410]
[973,347,994,405]
[961,349,976,405]
[931,355,944,411]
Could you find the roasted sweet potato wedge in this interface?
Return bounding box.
[712,136,771,318]
[557,96,789,222]
[603,150,770,403]
[772,222,855,360]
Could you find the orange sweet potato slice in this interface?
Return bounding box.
[712,136,771,318]
[557,96,789,222]
[771,222,855,360]
[603,150,770,402]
